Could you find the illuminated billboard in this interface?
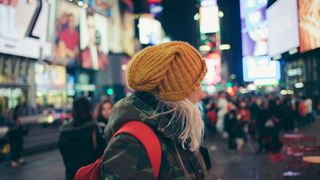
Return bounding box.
[52,0,80,67]
[0,0,51,59]
[80,10,108,70]
[298,0,320,53]
[107,0,135,56]
[199,5,220,34]
[240,0,268,56]
[243,56,280,82]
[267,0,299,57]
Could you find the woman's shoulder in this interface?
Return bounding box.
[59,121,99,132]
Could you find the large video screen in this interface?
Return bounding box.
[243,56,281,82]
[240,0,268,56]
[35,64,66,90]
[80,10,108,70]
[0,0,51,59]
[267,0,299,57]
[299,0,320,53]
[52,0,80,67]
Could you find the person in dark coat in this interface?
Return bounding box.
[256,101,270,153]
[224,108,244,151]
[58,97,105,180]
[7,108,28,167]
[257,100,283,160]
[279,98,295,131]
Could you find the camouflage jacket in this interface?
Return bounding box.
[101,92,209,180]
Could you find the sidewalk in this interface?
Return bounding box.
[0,150,64,180]
[204,120,320,180]
[23,124,59,155]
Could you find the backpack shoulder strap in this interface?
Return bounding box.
[113,121,162,179]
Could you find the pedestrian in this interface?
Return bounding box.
[224,106,244,152]
[236,100,251,129]
[95,99,113,129]
[298,99,307,128]
[6,108,28,167]
[101,42,209,179]
[256,100,269,153]
[59,97,105,180]
[216,92,228,133]
[279,98,295,131]
[206,103,217,133]
[305,97,315,124]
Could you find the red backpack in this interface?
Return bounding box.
[74,121,162,180]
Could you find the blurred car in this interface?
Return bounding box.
[39,108,72,127]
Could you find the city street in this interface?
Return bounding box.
[1,120,319,180]
[1,0,320,179]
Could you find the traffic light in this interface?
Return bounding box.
[106,88,114,96]
[226,82,232,88]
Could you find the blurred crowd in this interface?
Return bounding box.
[201,92,318,160]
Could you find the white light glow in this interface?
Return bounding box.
[78,1,83,6]
[219,44,231,50]
[199,45,211,52]
[121,64,127,71]
[194,13,200,21]
[294,82,304,89]
[289,48,298,55]
[247,84,257,91]
[218,11,224,18]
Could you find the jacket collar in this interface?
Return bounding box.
[133,92,182,142]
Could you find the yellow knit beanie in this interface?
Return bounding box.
[126,41,207,101]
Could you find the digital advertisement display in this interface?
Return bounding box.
[204,53,221,85]
[139,17,163,45]
[267,0,299,57]
[0,0,51,59]
[107,0,122,54]
[120,0,135,57]
[243,56,281,82]
[52,0,80,67]
[80,10,108,70]
[199,5,220,34]
[35,64,66,90]
[107,0,135,56]
[240,0,268,56]
[298,0,320,53]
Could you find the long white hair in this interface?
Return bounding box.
[151,98,204,152]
